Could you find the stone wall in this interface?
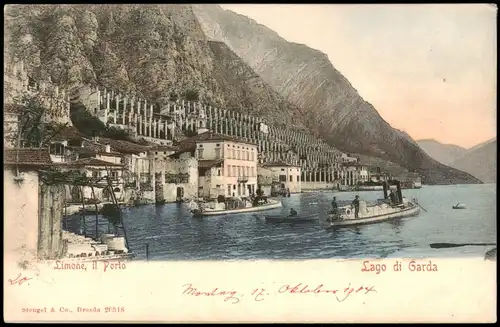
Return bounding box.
[38,183,65,259]
[3,168,40,263]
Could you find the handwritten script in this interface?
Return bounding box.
[182,283,376,304]
[8,273,32,286]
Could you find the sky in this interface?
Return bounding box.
[220,4,497,149]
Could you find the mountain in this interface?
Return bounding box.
[4,4,482,184]
[4,4,307,130]
[451,139,496,184]
[191,4,481,185]
[416,139,468,166]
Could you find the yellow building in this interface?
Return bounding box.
[178,131,258,199]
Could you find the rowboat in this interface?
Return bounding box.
[264,215,319,223]
[452,203,466,209]
[191,198,282,217]
[325,180,421,229]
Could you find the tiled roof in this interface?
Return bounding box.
[51,126,85,142]
[4,148,53,166]
[198,160,223,168]
[68,146,123,157]
[98,137,152,154]
[178,131,257,149]
[262,161,300,168]
[63,158,123,167]
[168,147,195,159]
[150,145,179,152]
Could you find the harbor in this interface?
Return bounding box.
[61,183,496,261]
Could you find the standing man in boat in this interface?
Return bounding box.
[351,195,360,218]
[331,196,339,220]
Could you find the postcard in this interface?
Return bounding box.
[3,3,497,323]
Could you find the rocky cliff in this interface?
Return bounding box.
[4,4,307,130]
[192,4,481,184]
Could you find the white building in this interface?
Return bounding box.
[178,131,258,199]
[159,150,199,202]
[260,161,302,194]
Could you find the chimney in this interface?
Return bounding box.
[105,144,111,153]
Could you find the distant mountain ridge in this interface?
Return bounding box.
[191,4,481,185]
[417,138,497,183]
[451,139,497,184]
[416,139,468,166]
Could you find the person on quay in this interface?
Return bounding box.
[289,208,298,217]
[351,195,360,219]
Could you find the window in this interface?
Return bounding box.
[251,167,255,177]
[289,175,293,182]
[217,169,221,176]
[237,166,241,176]
[236,150,240,160]
[296,175,299,182]
[279,175,287,182]
[232,166,236,177]
[92,171,99,178]
[111,171,119,179]
[245,151,249,160]
[227,185,231,195]
[281,168,285,172]
[197,149,204,159]
[227,165,232,177]
[215,148,221,159]
[250,152,254,161]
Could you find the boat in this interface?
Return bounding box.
[453,203,467,209]
[191,197,282,217]
[325,180,421,229]
[264,214,318,223]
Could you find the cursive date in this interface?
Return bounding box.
[8,273,32,286]
[278,283,377,302]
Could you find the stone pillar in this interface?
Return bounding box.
[129,97,135,126]
[104,91,110,123]
[164,120,169,140]
[149,104,154,137]
[170,121,175,140]
[122,96,127,125]
[152,118,157,138]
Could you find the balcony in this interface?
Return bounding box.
[237,175,249,183]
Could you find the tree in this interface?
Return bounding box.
[9,92,69,149]
[183,89,199,102]
[169,91,178,102]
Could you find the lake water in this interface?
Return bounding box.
[64,184,496,260]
